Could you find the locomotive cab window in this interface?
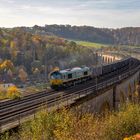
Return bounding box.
[84,71,88,75]
[68,73,72,79]
[50,72,61,79]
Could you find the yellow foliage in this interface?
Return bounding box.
[0,60,14,71]
[124,134,140,140]
[1,103,140,140]
[0,85,21,99]
[10,41,16,48]
[7,85,18,93]
[4,60,14,68]
[0,86,7,100]
[124,138,130,140]
[53,108,74,140]
[1,39,8,44]
[32,35,41,44]
[7,86,20,99]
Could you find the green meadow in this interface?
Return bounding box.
[75,40,109,48]
[75,40,140,49]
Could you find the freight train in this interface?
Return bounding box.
[49,57,136,90]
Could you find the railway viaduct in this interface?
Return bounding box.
[99,52,124,64]
[0,53,140,133]
[73,53,140,113]
[75,70,139,114]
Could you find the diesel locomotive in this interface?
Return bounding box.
[49,66,92,89]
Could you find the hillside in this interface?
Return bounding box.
[21,25,140,46]
[0,28,99,83]
[0,25,140,83]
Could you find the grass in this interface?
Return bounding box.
[75,40,109,48]
[73,40,140,49]
[35,83,49,90]
[21,83,49,95]
[1,103,140,140]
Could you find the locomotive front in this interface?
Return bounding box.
[49,66,92,90]
[49,70,63,89]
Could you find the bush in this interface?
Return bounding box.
[1,103,140,140]
[0,85,21,100]
[7,86,21,99]
[124,133,140,140]
[0,86,7,99]
[103,103,140,140]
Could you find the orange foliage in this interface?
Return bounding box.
[0,60,14,71]
[18,68,28,82]
[124,134,140,140]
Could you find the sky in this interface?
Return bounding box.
[0,0,140,28]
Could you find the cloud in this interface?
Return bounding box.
[0,0,139,28]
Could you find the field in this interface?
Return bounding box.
[75,40,109,48]
[74,40,140,49]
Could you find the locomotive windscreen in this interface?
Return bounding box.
[50,71,61,79]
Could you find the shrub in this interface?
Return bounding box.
[103,103,140,140]
[124,133,140,140]
[0,87,7,100]
[7,86,21,99]
[2,103,140,140]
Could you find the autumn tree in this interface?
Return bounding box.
[18,68,28,83]
[0,60,14,73]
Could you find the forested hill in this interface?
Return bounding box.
[0,28,97,77]
[23,25,140,46]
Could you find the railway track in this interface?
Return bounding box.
[0,61,129,113]
[0,59,140,132]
